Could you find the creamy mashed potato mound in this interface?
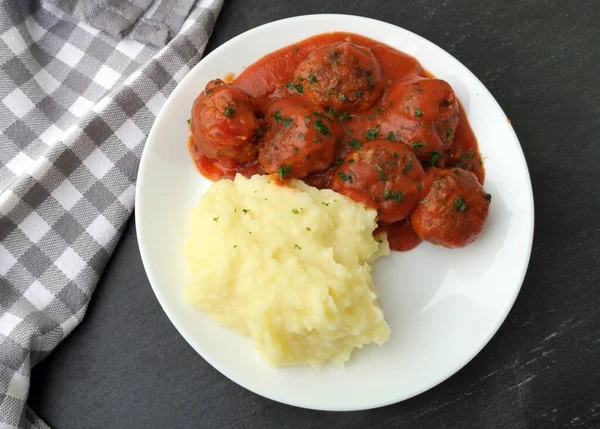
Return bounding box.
[184,174,391,368]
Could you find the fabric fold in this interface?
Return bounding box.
[0,0,223,427]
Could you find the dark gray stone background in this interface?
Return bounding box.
[28,0,600,427]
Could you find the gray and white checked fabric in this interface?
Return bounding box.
[0,0,223,427]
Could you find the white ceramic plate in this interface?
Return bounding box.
[136,14,534,411]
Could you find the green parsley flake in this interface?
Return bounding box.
[213,217,219,222]
[271,109,283,124]
[306,227,311,231]
[314,120,330,136]
[294,244,302,250]
[242,209,250,214]
[485,193,492,202]
[224,107,235,117]
[284,117,293,128]
[321,202,329,206]
[430,151,441,166]
[304,115,311,124]
[294,83,304,94]
[292,209,300,214]
[382,189,403,203]
[386,131,394,141]
[365,125,380,141]
[186,118,191,124]
[278,165,291,178]
[339,112,350,122]
[205,88,212,95]
[411,142,427,149]
[349,139,362,150]
[402,154,413,174]
[355,90,363,98]
[414,107,424,117]
[308,74,317,84]
[456,196,467,212]
[337,171,353,183]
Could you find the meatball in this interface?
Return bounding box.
[377,78,459,163]
[294,42,383,113]
[258,95,340,178]
[330,141,430,224]
[191,79,260,168]
[410,168,491,248]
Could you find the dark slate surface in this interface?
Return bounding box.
[29,0,600,428]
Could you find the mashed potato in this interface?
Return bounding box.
[184,174,391,368]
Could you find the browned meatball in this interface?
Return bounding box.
[330,141,430,224]
[410,168,491,248]
[258,95,340,179]
[191,79,260,168]
[377,78,459,163]
[294,42,383,113]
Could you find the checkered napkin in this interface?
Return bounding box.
[0,0,222,427]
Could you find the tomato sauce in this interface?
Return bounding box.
[188,32,484,251]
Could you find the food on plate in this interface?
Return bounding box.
[187,32,490,252]
[258,95,341,178]
[410,168,491,248]
[190,79,261,167]
[184,174,391,368]
[376,77,460,162]
[294,42,384,112]
[330,141,430,224]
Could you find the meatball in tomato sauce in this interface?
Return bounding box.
[191,79,260,168]
[410,168,490,248]
[330,141,430,224]
[294,42,383,113]
[258,95,340,179]
[377,78,459,164]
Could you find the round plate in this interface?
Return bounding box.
[135,14,534,411]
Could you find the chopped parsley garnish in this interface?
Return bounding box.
[213,217,219,222]
[284,117,293,128]
[294,244,302,250]
[355,90,363,98]
[455,196,467,212]
[278,165,291,178]
[460,151,475,159]
[322,202,330,206]
[339,112,350,122]
[326,107,338,116]
[306,227,311,231]
[271,109,283,124]
[348,159,355,164]
[339,92,346,102]
[292,209,300,214]
[454,169,460,175]
[382,189,403,203]
[402,154,413,174]
[336,159,344,166]
[331,58,338,66]
[445,127,454,138]
[314,120,330,136]
[485,193,492,202]
[304,115,311,124]
[349,139,362,150]
[430,151,441,166]
[414,107,424,117]
[411,142,426,149]
[224,107,235,117]
[294,83,304,94]
[233,245,238,248]
[386,131,394,141]
[337,171,353,183]
[365,125,380,141]
[297,132,304,139]
[373,163,387,181]
[284,81,293,88]
[294,146,300,152]
[205,88,212,95]
[242,209,250,214]
[186,118,191,124]
[256,128,263,136]
[308,74,317,84]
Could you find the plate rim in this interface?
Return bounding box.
[135,13,535,411]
